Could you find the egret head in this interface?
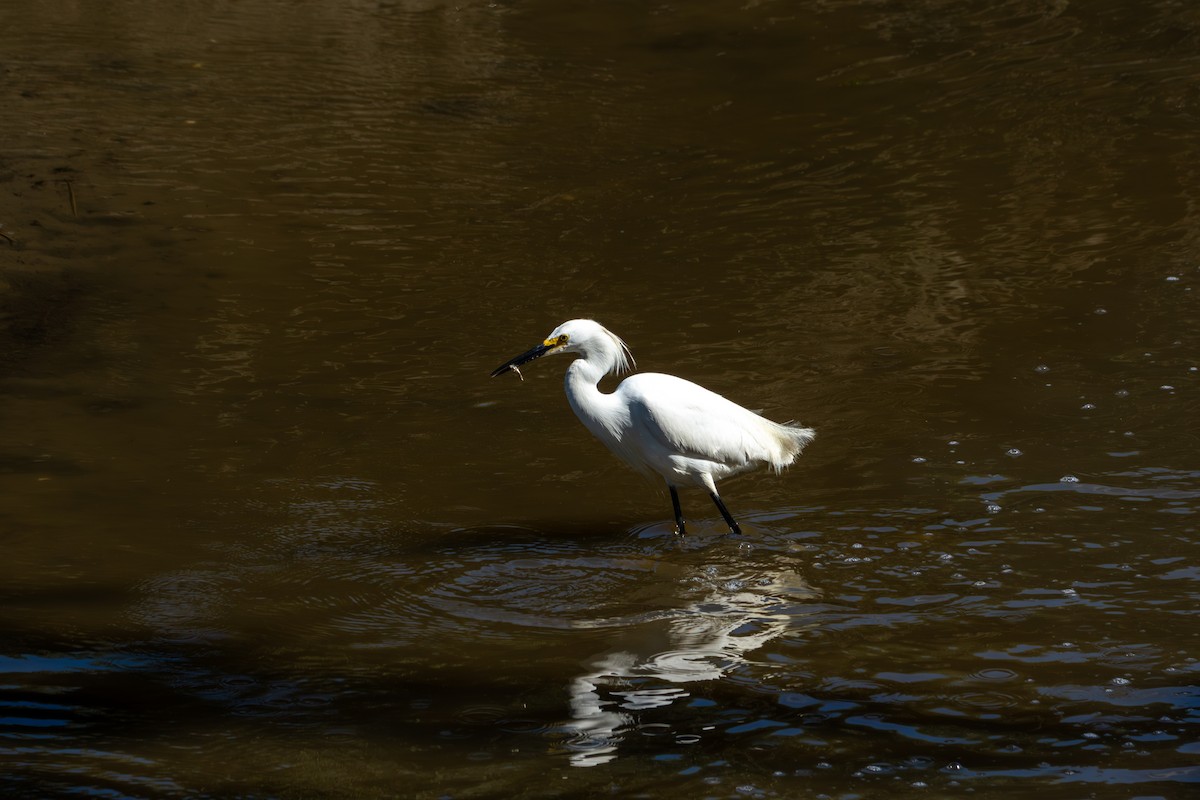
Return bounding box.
[490,319,635,379]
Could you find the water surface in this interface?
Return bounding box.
[1,0,1198,797]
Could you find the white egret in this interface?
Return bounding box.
[490,319,815,535]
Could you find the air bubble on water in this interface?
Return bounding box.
[1081,403,1096,410]
[1083,732,1100,740]
[1094,307,1107,314]
[1060,475,1079,483]
[939,553,954,561]
[1112,676,1131,686]
[948,440,960,446]
[1161,385,1175,391]
[1061,588,1077,595]
[912,456,927,464]
[852,542,863,549]
[1166,275,1180,282]
[1006,448,1023,457]
[1114,389,1129,398]
[1034,364,1050,373]
[955,460,965,465]
[986,504,1001,514]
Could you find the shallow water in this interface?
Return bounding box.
[1,0,1198,797]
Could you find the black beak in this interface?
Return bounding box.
[490,343,555,378]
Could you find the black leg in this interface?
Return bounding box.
[669,486,686,535]
[709,492,742,536]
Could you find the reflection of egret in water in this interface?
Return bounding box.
[562,563,818,766]
[126,488,821,769]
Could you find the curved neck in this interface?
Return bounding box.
[561,335,628,437]
[572,334,624,383]
[565,353,612,388]
[564,358,620,435]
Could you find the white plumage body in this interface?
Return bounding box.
[492,318,815,534]
[566,369,814,493]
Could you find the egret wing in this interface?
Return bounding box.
[621,374,772,470]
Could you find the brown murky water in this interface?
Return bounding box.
[2,1,1198,797]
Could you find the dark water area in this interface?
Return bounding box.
[1,0,1198,797]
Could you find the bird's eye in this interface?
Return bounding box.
[557,335,569,345]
